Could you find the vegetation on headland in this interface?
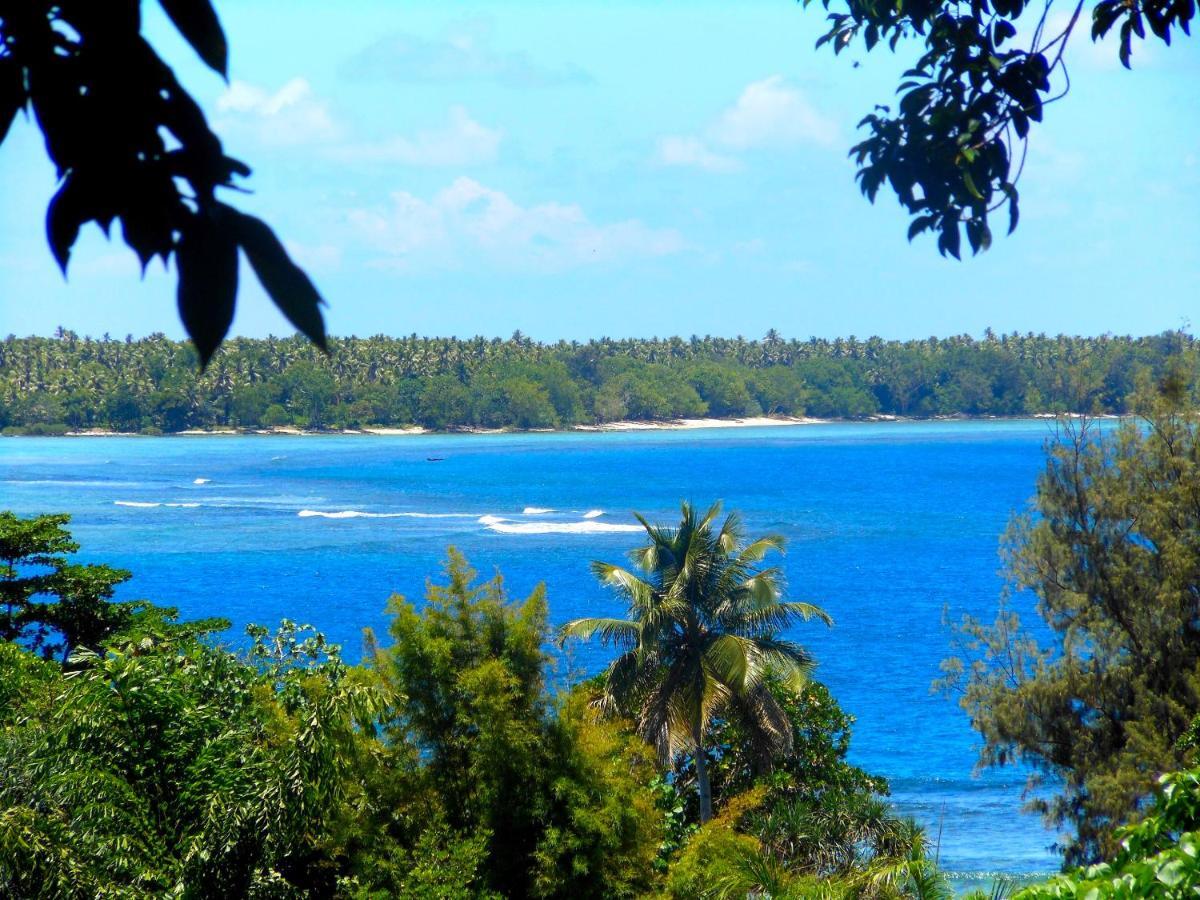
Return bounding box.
[2,329,1197,435]
[5,397,1200,896]
[4,0,1191,363]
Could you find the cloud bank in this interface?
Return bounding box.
[348,177,684,271]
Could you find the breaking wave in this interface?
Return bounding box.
[477,514,640,535]
[522,507,554,515]
[582,509,604,519]
[114,500,200,509]
[193,478,211,485]
[298,509,477,520]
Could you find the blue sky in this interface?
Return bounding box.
[1,0,1197,341]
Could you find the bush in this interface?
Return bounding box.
[1,423,69,436]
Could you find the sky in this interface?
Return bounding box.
[1,0,1197,342]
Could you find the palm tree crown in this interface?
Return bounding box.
[560,500,831,822]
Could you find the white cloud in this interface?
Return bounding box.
[711,76,838,149]
[333,106,501,167]
[215,80,502,167]
[656,136,740,173]
[656,75,838,172]
[348,177,685,271]
[215,78,340,146]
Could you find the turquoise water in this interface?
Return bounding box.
[0,421,1066,881]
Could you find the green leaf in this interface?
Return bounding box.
[158,0,229,76]
[176,209,239,368]
[226,207,328,351]
[963,170,985,200]
[1156,857,1188,887]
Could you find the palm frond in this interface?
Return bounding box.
[715,509,743,555]
[558,617,639,648]
[740,681,793,755]
[703,634,754,691]
[590,562,655,606]
[697,499,724,534]
[638,657,695,758]
[724,596,832,635]
[752,636,818,691]
[735,534,785,565]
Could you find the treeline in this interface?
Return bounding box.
[1,328,1196,434]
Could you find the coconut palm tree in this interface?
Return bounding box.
[560,500,830,823]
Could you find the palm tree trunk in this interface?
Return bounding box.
[694,723,713,823]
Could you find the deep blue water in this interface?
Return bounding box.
[0,421,1067,882]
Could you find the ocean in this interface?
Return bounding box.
[0,419,1067,883]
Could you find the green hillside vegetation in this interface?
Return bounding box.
[1,329,1197,434]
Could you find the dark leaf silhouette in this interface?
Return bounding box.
[814,0,1195,254]
[159,0,230,77]
[0,61,20,145]
[0,3,325,363]
[229,207,328,351]
[46,175,98,275]
[177,210,239,368]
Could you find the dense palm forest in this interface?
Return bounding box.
[1,329,1196,434]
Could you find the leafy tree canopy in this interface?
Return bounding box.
[1016,769,1200,899]
[940,392,1200,863]
[0,510,224,659]
[3,329,1195,434]
[364,548,664,899]
[0,510,1019,897]
[806,0,1193,256]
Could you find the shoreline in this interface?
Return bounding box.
[0,412,1124,439]
[48,416,825,437]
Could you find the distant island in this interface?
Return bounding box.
[0,328,1192,435]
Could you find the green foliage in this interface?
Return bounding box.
[0,511,225,660]
[1016,769,1200,899]
[562,500,831,823]
[369,549,662,898]
[0,5,325,362]
[807,0,1194,254]
[0,510,127,655]
[4,329,1195,433]
[663,790,771,899]
[0,620,379,897]
[726,679,902,876]
[0,514,941,897]
[941,399,1200,863]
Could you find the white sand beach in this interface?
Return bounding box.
[572,415,825,432]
